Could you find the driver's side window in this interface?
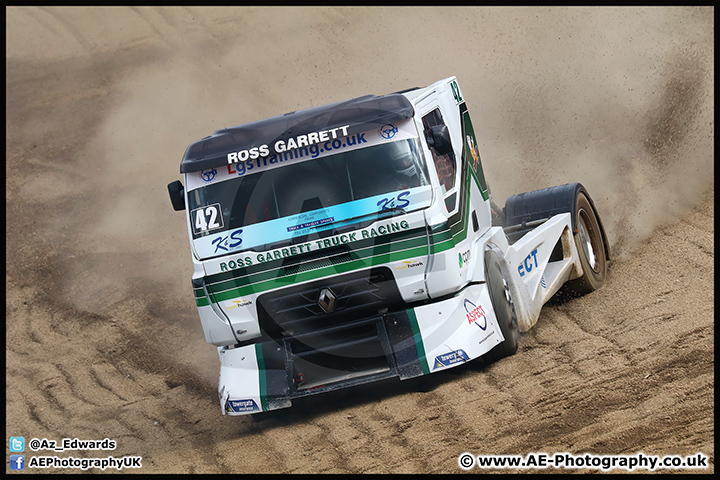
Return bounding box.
[422,108,457,212]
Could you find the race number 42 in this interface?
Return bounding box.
[192,203,224,234]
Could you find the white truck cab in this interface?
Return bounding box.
[168,77,609,415]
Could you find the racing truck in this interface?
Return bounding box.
[167,76,609,416]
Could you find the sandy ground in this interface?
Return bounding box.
[5,7,713,474]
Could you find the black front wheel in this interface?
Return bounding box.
[481,249,519,364]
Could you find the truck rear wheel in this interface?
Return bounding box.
[481,249,519,364]
[564,192,607,296]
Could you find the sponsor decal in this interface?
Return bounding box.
[464,299,487,330]
[218,219,412,271]
[478,330,496,345]
[195,184,433,261]
[433,349,470,370]
[541,276,547,289]
[200,168,217,183]
[225,130,364,178]
[225,398,260,413]
[226,125,350,165]
[225,299,253,310]
[518,248,539,277]
[377,190,410,211]
[459,249,470,268]
[395,259,424,271]
[211,228,243,254]
[466,135,480,171]
[379,123,398,140]
[462,110,489,198]
[185,120,418,191]
[287,216,335,232]
[219,256,253,271]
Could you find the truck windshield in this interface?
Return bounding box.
[187,137,432,259]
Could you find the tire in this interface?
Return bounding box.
[564,192,607,296]
[481,249,519,364]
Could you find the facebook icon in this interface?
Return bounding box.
[10,455,25,470]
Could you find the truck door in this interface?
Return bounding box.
[415,93,469,298]
[421,107,460,215]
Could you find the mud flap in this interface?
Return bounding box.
[384,310,429,380]
[257,342,293,412]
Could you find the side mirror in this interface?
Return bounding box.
[426,125,453,156]
[168,180,186,211]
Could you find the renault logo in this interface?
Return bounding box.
[317,288,336,313]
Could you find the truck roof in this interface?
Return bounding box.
[180,92,416,173]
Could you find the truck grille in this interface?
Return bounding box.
[257,267,403,338]
[256,267,404,392]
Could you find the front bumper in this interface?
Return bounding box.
[218,281,504,415]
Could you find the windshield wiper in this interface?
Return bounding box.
[309,207,406,230]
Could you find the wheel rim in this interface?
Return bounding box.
[577,208,599,273]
